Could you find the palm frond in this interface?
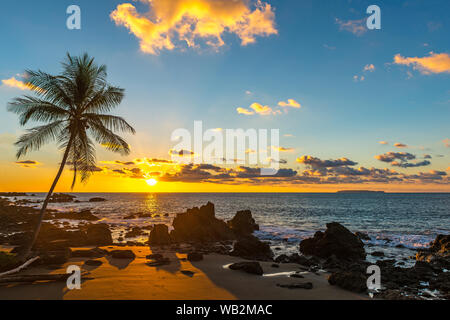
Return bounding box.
[87,118,131,155]
[15,121,66,158]
[83,113,135,134]
[7,96,69,125]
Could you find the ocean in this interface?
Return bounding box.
[12,192,450,266]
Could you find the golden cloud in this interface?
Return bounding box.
[111,0,277,55]
[1,77,35,91]
[278,99,301,108]
[393,52,450,74]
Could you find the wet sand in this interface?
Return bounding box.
[0,246,368,300]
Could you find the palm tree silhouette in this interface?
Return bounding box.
[8,53,135,259]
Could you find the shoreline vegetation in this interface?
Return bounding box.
[0,194,448,300]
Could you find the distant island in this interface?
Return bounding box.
[337,190,385,194]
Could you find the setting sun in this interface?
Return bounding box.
[146,178,158,187]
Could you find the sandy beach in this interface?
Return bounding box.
[0,246,367,300]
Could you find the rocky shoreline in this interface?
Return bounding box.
[0,196,448,300]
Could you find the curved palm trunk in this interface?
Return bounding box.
[21,136,74,259]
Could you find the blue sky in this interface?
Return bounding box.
[0,0,449,192]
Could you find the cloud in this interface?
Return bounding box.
[379,141,389,145]
[335,18,366,36]
[375,152,416,163]
[15,160,40,168]
[236,107,254,115]
[375,151,431,168]
[391,160,431,168]
[2,77,33,91]
[393,52,450,74]
[237,102,275,115]
[443,138,450,148]
[278,99,301,108]
[273,146,294,152]
[394,143,408,148]
[297,155,357,168]
[353,75,365,82]
[169,149,196,157]
[364,64,375,72]
[111,0,277,55]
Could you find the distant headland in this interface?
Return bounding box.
[336,190,385,194]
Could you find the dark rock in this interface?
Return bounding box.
[39,247,72,265]
[170,202,235,243]
[395,244,406,249]
[48,193,76,203]
[300,222,366,261]
[125,227,145,238]
[416,234,450,268]
[110,249,135,259]
[230,235,273,261]
[85,223,113,246]
[371,251,385,257]
[149,224,171,245]
[271,264,280,268]
[277,282,313,290]
[227,210,259,236]
[146,258,170,266]
[84,259,103,266]
[89,197,106,202]
[274,254,290,263]
[290,273,304,278]
[180,270,195,277]
[146,253,164,260]
[229,261,263,275]
[35,223,87,248]
[0,252,20,272]
[46,209,99,221]
[72,248,108,258]
[187,252,204,261]
[328,271,367,293]
[355,231,370,241]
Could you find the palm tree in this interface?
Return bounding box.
[7,53,135,259]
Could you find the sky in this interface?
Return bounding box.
[0,0,449,193]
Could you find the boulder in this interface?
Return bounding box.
[170,202,235,243]
[227,210,259,236]
[299,222,366,261]
[35,223,87,248]
[328,271,367,293]
[355,231,370,241]
[89,197,106,202]
[416,234,450,269]
[229,261,263,275]
[149,224,171,245]
[230,235,273,261]
[39,247,72,265]
[187,252,203,262]
[110,249,136,259]
[85,223,113,246]
[48,193,76,203]
[46,209,99,221]
[84,259,103,266]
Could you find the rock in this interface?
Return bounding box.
[271,264,280,268]
[46,209,99,221]
[180,270,195,277]
[72,248,108,258]
[39,247,72,265]
[328,271,367,293]
[88,197,106,202]
[35,223,87,248]
[84,259,103,266]
[227,210,259,236]
[416,234,450,269]
[170,202,235,243]
[290,273,305,278]
[377,289,415,300]
[371,251,385,257]
[274,254,290,263]
[85,223,113,246]
[187,252,204,261]
[229,262,263,275]
[0,252,19,272]
[230,235,273,261]
[48,193,76,203]
[355,231,370,241]
[395,244,406,248]
[125,227,145,238]
[110,249,135,259]
[149,224,171,245]
[300,222,366,261]
[146,258,170,266]
[146,253,164,260]
[277,282,313,290]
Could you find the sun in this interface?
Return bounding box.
[146,178,158,186]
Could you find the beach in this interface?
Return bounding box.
[0,246,366,300]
